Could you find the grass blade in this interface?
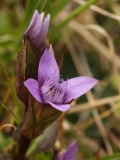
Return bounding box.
[0,102,20,124]
[50,0,98,36]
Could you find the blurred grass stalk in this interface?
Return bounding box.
[89,152,120,160]
[0,102,20,124]
[50,0,98,37]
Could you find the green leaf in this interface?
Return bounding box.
[35,152,52,160]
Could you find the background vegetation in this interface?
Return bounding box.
[1,0,120,159]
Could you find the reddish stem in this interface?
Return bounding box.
[14,134,31,160]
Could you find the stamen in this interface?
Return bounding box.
[40,76,66,104]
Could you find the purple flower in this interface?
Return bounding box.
[24,48,97,112]
[16,10,50,104]
[57,141,78,160]
[24,10,50,52]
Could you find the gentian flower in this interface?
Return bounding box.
[57,141,78,160]
[16,10,50,104]
[24,10,50,52]
[16,10,97,139]
[24,48,97,112]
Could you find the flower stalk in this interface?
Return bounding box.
[14,135,31,160]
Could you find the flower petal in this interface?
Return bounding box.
[57,152,63,160]
[63,141,78,160]
[36,14,50,49]
[47,101,70,112]
[24,11,44,44]
[24,10,39,38]
[24,78,43,103]
[38,48,59,86]
[64,76,97,103]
